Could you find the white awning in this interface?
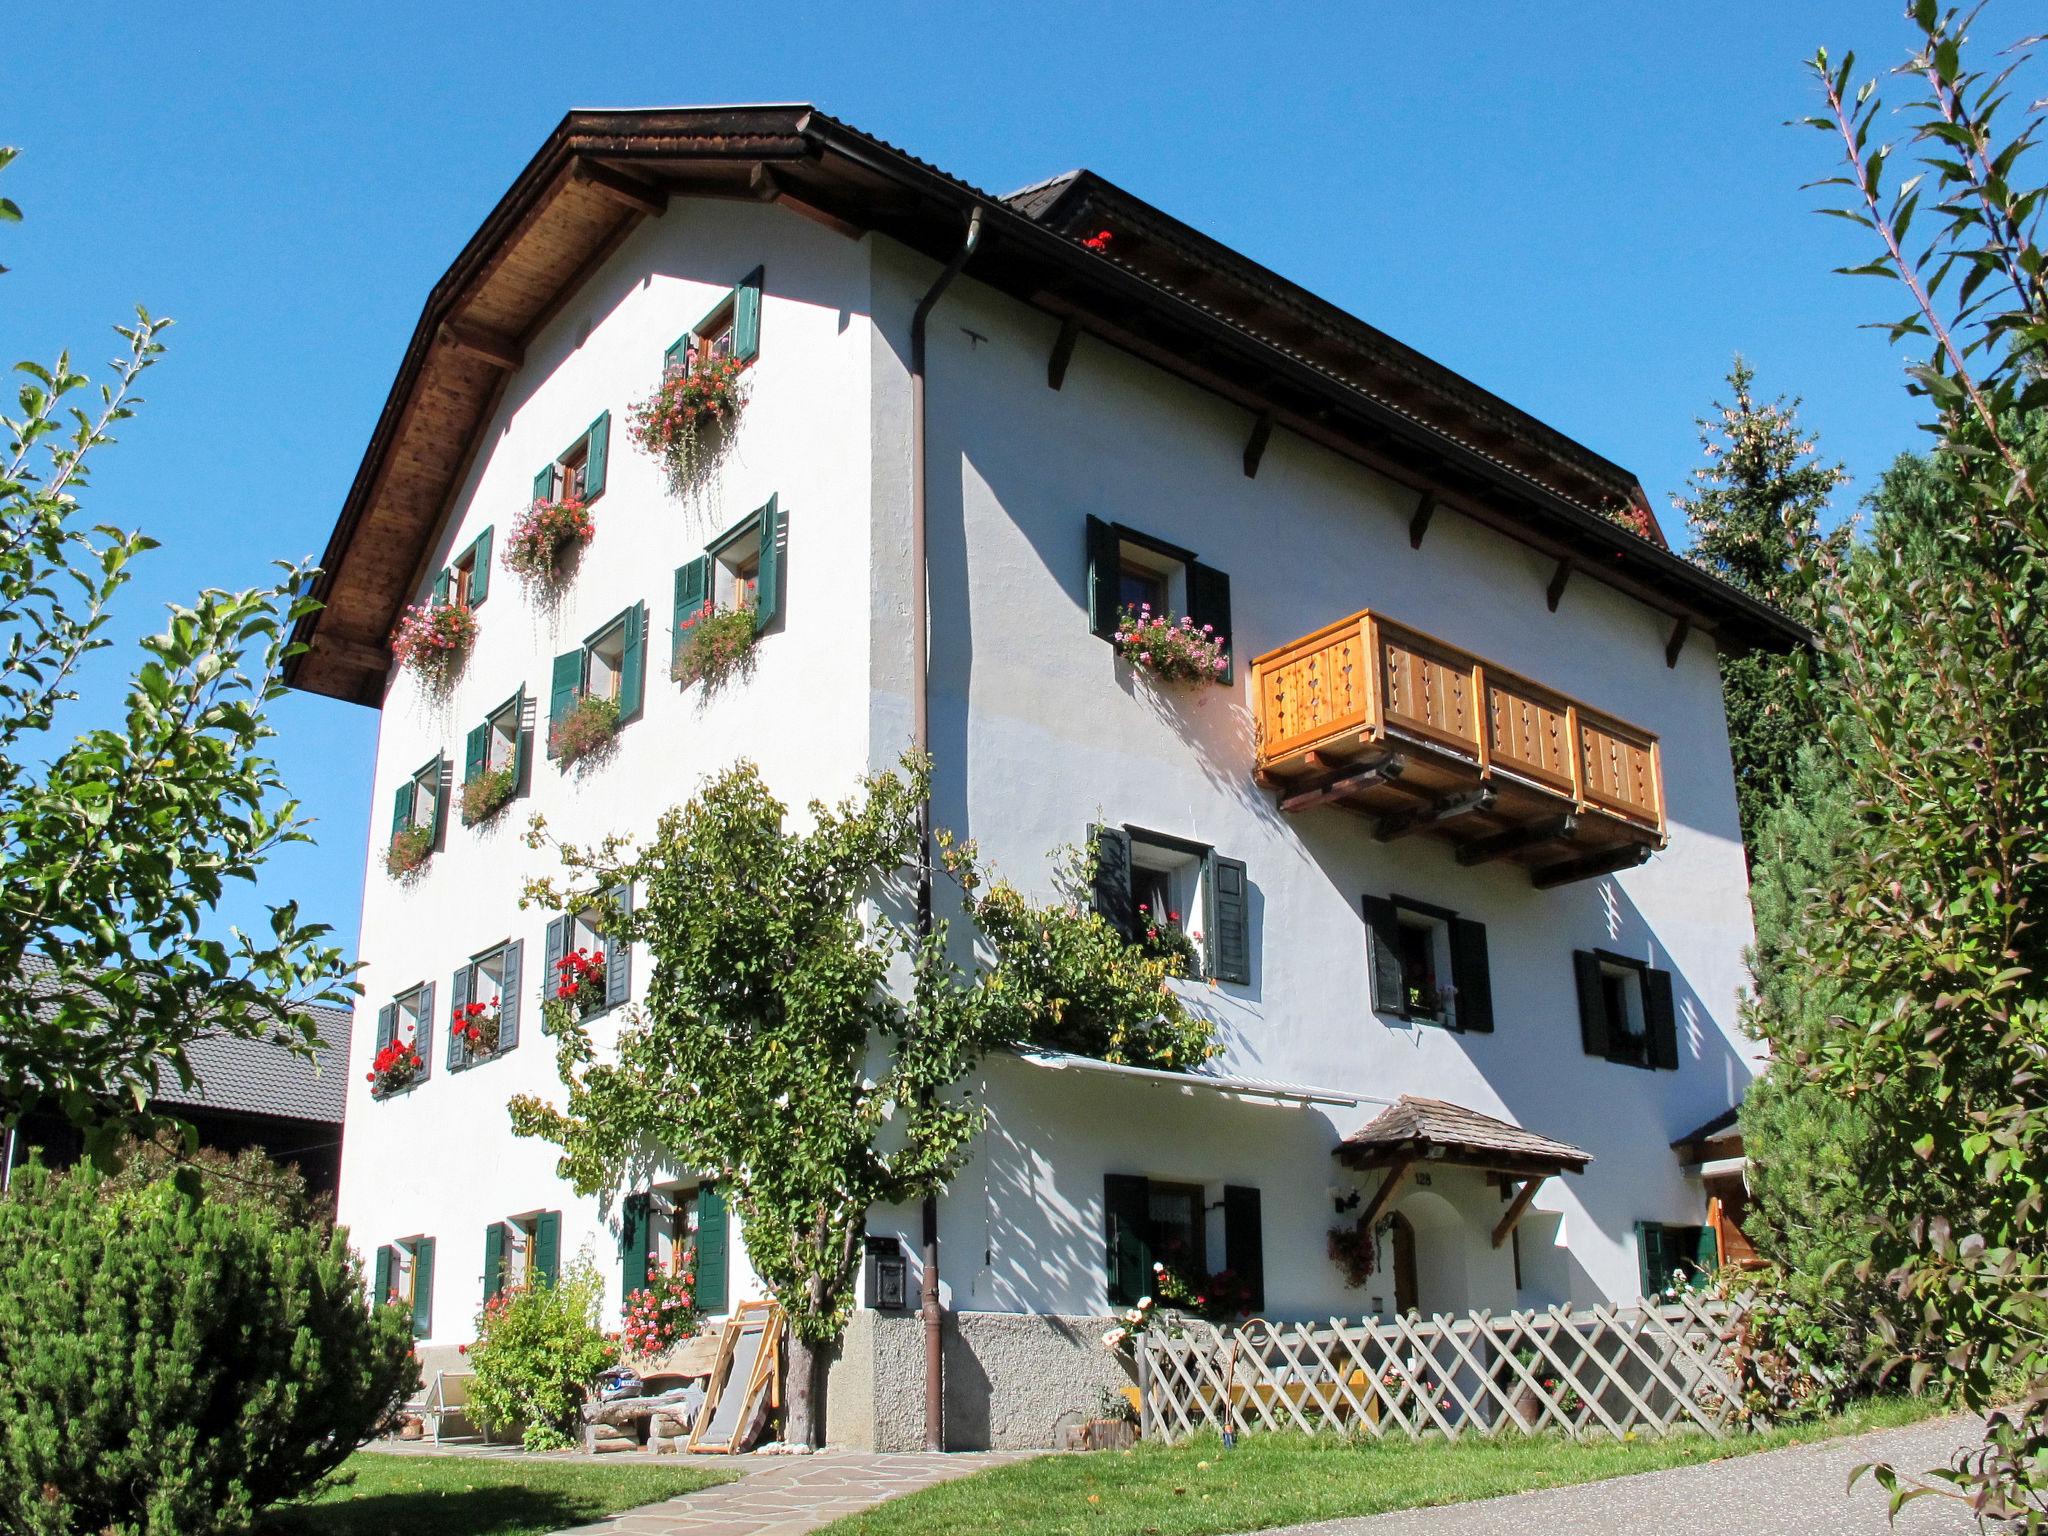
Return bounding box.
[1011,1049,1362,1109]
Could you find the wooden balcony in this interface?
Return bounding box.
[1250,611,1665,888]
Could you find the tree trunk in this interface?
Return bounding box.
[784,1331,822,1448]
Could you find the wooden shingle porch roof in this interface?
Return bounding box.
[287,105,1807,708]
[1334,1094,1592,1177]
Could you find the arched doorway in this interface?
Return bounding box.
[1388,1212,1418,1316]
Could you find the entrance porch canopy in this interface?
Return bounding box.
[1333,1095,1591,1250]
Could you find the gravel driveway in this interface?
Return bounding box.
[1247,1415,1986,1536]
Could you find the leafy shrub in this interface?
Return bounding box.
[0,1159,416,1536]
[98,1130,325,1224]
[550,694,619,767]
[671,603,758,692]
[460,764,516,825]
[464,1256,619,1451]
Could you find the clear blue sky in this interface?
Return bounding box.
[3,1,1950,962]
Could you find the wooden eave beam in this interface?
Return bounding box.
[437,319,524,371]
[1374,786,1495,843]
[1408,489,1437,550]
[1047,316,1082,390]
[1243,411,1276,479]
[1456,813,1578,866]
[1531,841,1655,890]
[1546,560,1573,613]
[1665,617,1692,669]
[571,158,667,217]
[1492,1176,1546,1248]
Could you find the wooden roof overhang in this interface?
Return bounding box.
[289,106,1810,707]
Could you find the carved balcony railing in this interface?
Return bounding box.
[1250,611,1665,887]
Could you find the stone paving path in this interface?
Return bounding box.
[1247,1414,1986,1536]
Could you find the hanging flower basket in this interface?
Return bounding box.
[504,496,595,583]
[670,602,758,691]
[551,694,619,766]
[1328,1214,1394,1289]
[1113,604,1229,686]
[451,1000,502,1059]
[391,598,477,683]
[461,765,517,825]
[628,353,747,489]
[623,1247,701,1358]
[367,1038,423,1096]
[386,824,434,880]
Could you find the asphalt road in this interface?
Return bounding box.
[1248,1416,1988,1536]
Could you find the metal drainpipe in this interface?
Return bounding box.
[908,205,982,1454]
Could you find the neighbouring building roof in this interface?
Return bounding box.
[1334,1094,1592,1174]
[285,104,1808,707]
[1671,1106,1743,1166]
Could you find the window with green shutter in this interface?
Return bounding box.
[441,527,491,612]
[545,414,609,506]
[462,690,527,823]
[694,1183,730,1315]
[408,1235,436,1338]
[483,1222,509,1302]
[450,940,521,1070]
[621,1193,653,1304]
[532,1211,562,1287]
[1091,824,1253,986]
[671,267,764,374]
[671,497,789,681]
[1363,894,1493,1033]
[1083,516,1233,682]
[1574,950,1678,1070]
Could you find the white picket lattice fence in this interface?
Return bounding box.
[1136,1292,1750,1445]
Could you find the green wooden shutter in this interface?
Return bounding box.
[1449,917,1493,1033]
[1104,1173,1152,1306]
[497,939,522,1052]
[1186,560,1233,683]
[664,333,690,373]
[603,883,632,1011]
[390,780,415,843]
[467,528,491,606]
[732,267,763,362]
[673,555,711,651]
[1636,1222,1670,1299]
[375,1003,396,1055]
[1363,897,1408,1018]
[547,649,581,759]
[534,464,556,502]
[415,980,435,1080]
[1086,515,1122,639]
[533,1211,562,1287]
[753,495,782,632]
[432,567,452,605]
[695,1184,729,1314]
[542,916,567,1028]
[1644,968,1679,1070]
[462,724,488,819]
[428,756,447,848]
[617,603,646,722]
[448,962,472,1069]
[1089,824,1134,939]
[511,686,530,793]
[374,1244,394,1305]
[1207,854,1251,985]
[411,1237,435,1338]
[1574,951,1611,1058]
[1223,1185,1264,1314]
[583,412,610,502]
[1693,1221,1721,1276]
[483,1222,508,1302]
[621,1193,653,1303]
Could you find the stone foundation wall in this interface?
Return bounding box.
[823,1309,1133,1451]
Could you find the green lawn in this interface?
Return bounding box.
[264,1453,735,1536]
[819,1396,1956,1536]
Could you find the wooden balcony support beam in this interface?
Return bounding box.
[1278,752,1404,813]
[1492,1176,1546,1248]
[1456,812,1578,866]
[1356,1156,1415,1231]
[1408,490,1437,550]
[1531,841,1655,890]
[1047,316,1082,390]
[1243,410,1276,478]
[571,159,668,218]
[1546,560,1573,613]
[438,319,524,371]
[1374,786,1495,843]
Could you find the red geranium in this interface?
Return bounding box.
[554,947,607,1012]
[367,1036,423,1095]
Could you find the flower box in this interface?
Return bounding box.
[391,598,477,684]
[367,1038,423,1096]
[554,946,607,1018]
[461,765,517,826]
[1136,904,1200,979]
[551,693,619,767]
[385,824,433,880]
[629,353,747,489]
[670,602,758,691]
[1113,604,1229,686]
[451,1001,501,1060]
[505,496,595,584]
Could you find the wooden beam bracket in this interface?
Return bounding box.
[1277,752,1403,813]
[437,319,525,372]
[1243,411,1276,478]
[571,159,667,218]
[1546,560,1573,613]
[1047,316,1082,391]
[1374,786,1495,843]
[1408,490,1437,550]
[1492,1176,1546,1249]
[1531,841,1655,890]
[1456,812,1577,867]
[1665,617,1692,669]
[1354,1157,1415,1231]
